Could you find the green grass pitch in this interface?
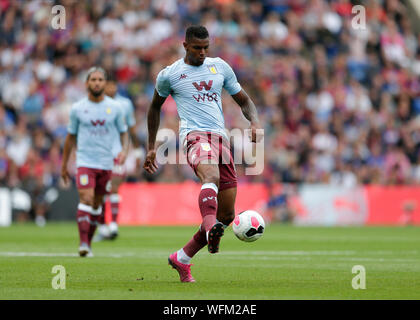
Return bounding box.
[1,223,419,299]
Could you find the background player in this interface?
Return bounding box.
[61,67,129,257]
[95,77,141,240]
[143,26,263,282]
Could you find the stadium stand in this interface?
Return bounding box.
[0,0,419,223]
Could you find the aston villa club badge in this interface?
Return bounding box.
[208,65,217,74]
[80,174,89,186]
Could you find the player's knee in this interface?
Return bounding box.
[197,164,220,187]
[202,172,220,187]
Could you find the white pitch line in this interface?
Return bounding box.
[0,252,78,257]
[0,252,137,258]
[1,250,418,259]
[219,250,419,256]
[219,255,420,263]
[220,250,357,256]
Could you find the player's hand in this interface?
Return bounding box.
[61,166,71,186]
[117,151,128,165]
[249,123,264,143]
[143,150,158,174]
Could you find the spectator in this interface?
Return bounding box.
[0,0,418,226]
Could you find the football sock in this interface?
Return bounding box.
[110,193,120,223]
[77,203,92,246]
[176,248,192,264]
[199,183,218,232]
[88,206,102,246]
[182,225,207,259]
[178,183,219,261]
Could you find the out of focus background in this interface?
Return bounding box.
[0,0,420,226]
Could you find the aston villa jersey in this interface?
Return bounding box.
[155,57,241,143]
[67,96,127,170]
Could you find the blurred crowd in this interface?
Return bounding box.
[1,0,420,220]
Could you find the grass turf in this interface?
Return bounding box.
[0,223,419,299]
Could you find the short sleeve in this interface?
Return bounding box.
[221,60,241,95]
[155,67,172,98]
[67,105,79,134]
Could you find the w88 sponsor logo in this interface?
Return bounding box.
[192,92,219,103]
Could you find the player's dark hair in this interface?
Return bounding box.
[185,25,209,42]
[106,75,117,84]
[86,66,107,81]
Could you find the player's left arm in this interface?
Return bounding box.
[125,101,143,167]
[128,125,143,170]
[125,100,140,149]
[118,131,129,164]
[231,89,263,143]
[128,125,140,148]
[116,106,129,164]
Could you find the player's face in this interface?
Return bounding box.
[86,71,106,97]
[105,81,117,97]
[184,37,209,66]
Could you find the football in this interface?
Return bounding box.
[232,210,265,242]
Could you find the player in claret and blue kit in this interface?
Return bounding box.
[61,67,129,257]
[143,26,263,282]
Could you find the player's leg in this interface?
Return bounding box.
[196,162,226,254]
[216,187,236,228]
[76,167,97,256]
[96,174,123,241]
[87,193,106,250]
[196,162,220,231]
[182,188,236,258]
[93,209,110,242]
[175,186,235,267]
[89,169,112,246]
[168,162,220,282]
[176,162,220,259]
[94,195,110,241]
[205,138,238,252]
[169,132,226,282]
[108,174,124,239]
[77,187,95,257]
[216,148,237,229]
[183,133,225,253]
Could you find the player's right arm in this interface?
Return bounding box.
[61,134,76,185]
[61,104,78,185]
[143,68,171,174]
[143,89,167,174]
[143,90,166,173]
